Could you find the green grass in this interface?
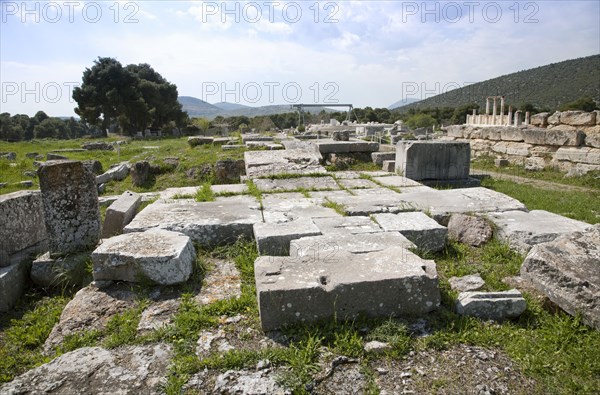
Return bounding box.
[472,156,600,191]
[0,137,246,196]
[194,182,215,202]
[481,177,600,224]
[322,199,347,216]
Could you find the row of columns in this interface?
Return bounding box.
[466,96,530,126]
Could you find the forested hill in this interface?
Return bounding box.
[396,55,600,112]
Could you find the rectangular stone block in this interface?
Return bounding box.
[38,160,101,257]
[395,141,470,181]
[244,149,325,178]
[253,219,322,256]
[555,147,600,165]
[312,216,383,236]
[96,162,130,185]
[372,212,447,252]
[456,289,526,320]
[488,210,592,254]
[253,176,339,193]
[92,229,195,285]
[290,232,415,257]
[102,191,142,238]
[255,247,440,331]
[523,127,585,146]
[0,190,47,257]
[124,197,263,247]
[371,152,396,166]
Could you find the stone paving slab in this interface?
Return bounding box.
[261,193,340,222]
[487,210,592,254]
[372,175,425,188]
[255,246,440,331]
[212,184,249,195]
[124,196,262,246]
[395,187,527,224]
[336,178,379,189]
[92,229,195,285]
[372,212,447,252]
[312,215,382,236]
[290,232,416,257]
[315,139,380,154]
[244,149,325,178]
[253,176,339,193]
[254,218,322,256]
[324,188,414,216]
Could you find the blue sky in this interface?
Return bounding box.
[1,0,599,116]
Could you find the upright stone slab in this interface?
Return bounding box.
[0,261,29,312]
[0,190,47,258]
[102,191,142,238]
[38,160,101,257]
[395,141,470,181]
[255,247,440,331]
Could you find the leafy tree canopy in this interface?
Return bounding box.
[73,57,188,136]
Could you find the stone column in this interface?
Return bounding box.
[500,96,505,116]
[37,160,101,258]
[514,111,521,126]
[508,106,513,126]
[525,112,531,125]
[485,98,490,115]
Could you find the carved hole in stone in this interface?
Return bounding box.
[319,275,328,285]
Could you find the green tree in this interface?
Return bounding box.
[559,97,599,112]
[34,118,68,139]
[405,113,436,129]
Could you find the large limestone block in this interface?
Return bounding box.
[560,111,596,126]
[555,147,600,164]
[491,141,532,156]
[253,176,339,193]
[395,141,470,181]
[522,127,585,146]
[255,247,440,331]
[488,210,591,254]
[253,219,322,256]
[456,289,526,320]
[521,225,600,330]
[124,197,262,246]
[244,149,325,178]
[312,216,383,236]
[372,152,396,165]
[499,127,525,142]
[315,140,379,154]
[0,190,46,257]
[445,125,465,138]
[290,232,415,257]
[96,161,130,184]
[0,344,172,395]
[372,212,447,252]
[92,229,195,285]
[530,112,549,127]
[583,125,600,148]
[38,160,101,257]
[101,191,141,238]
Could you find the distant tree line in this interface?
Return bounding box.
[0,111,91,141]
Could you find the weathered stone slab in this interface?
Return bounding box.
[92,229,195,285]
[396,187,527,224]
[124,197,262,246]
[38,160,101,257]
[188,136,214,147]
[261,193,339,222]
[372,175,425,188]
[102,191,141,238]
[395,141,470,180]
[0,190,46,258]
[488,210,592,254]
[335,178,378,189]
[530,112,549,127]
[255,247,440,331]
[96,161,130,185]
[324,189,413,216]
[242,134,274,143]
[312,216,382,236]
[584,125,600,148]
[315,139,379,154]
[456,289,526,320]
[523,127,585,146]
[212,183,248,195]
[253,176,338,193]
[491,141,532,156]
[244,149,325,178]
[372,152,396,165]
[0,344,172,395]
[290,232,415,257]
[521,225,600,329]
[499,127,525,142]
[560,110,596,126]
[555,147,600,164]
[0,260,29,312]
[372,212,447,252]
[253,218,322,256]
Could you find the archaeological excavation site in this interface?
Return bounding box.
[1,106,599,394]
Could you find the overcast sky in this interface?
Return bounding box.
[1,0,599,116]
